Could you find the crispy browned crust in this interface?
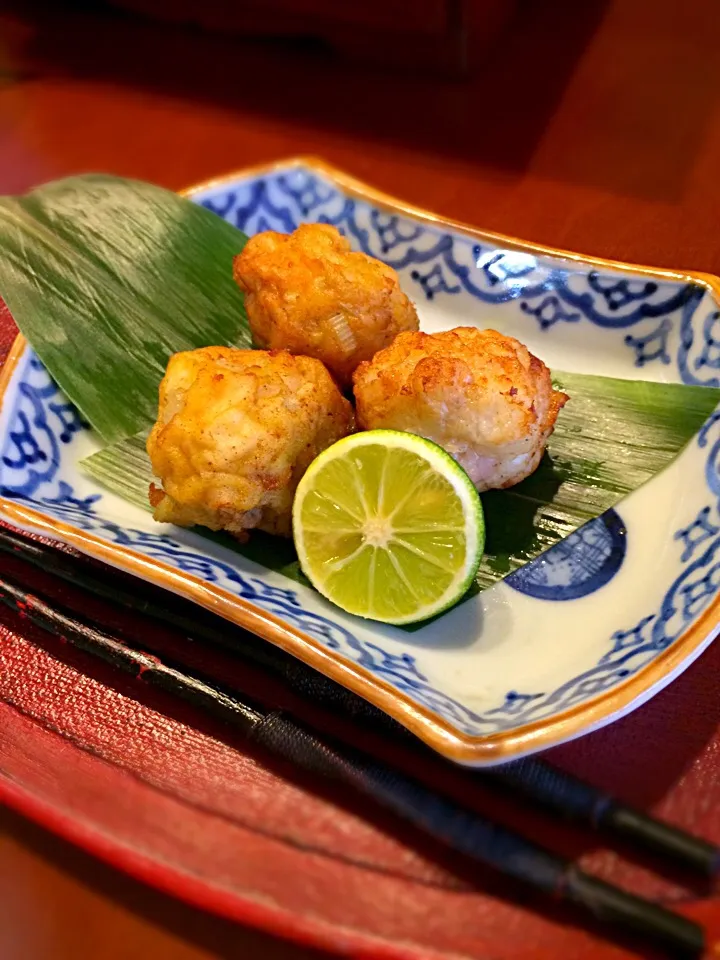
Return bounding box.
[233,223,419,388]
[147,346,354,537]
[353,327,568,491]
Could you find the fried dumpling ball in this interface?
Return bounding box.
[147,346,354,538]
[233,223,419,388]
[352,327,568,492]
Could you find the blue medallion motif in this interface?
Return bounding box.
[4,349,718,736]
[2,163,720,739]
[506,510,627,601]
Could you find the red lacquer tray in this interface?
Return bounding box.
[1,280,720,960]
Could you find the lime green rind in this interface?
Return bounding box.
[292,430,484,625]
[80,372,720,604]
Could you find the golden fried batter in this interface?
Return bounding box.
[147,346,354,537]
[233,223,419,388]
[353,328,568,491]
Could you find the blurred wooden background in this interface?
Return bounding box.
[104,0,517,76]
[1,1,720,957]
[0,0,718,272]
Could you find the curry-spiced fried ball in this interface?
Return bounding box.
[352,328,568,491]
[147,347,354,538]
[233,223,419,388]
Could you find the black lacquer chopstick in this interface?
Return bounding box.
[0,524,716,879]
[489,760,719,880]
[0,571,706,960]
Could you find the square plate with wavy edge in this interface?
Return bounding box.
[1,157,719,766]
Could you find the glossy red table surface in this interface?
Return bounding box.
[1,1,720,958]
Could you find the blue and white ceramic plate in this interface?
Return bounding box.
[1,158,719,765]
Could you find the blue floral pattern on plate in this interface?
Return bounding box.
[1,160,719,758]
[200,168,709,379]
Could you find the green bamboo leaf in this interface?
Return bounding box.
[477,371,720,587]
[0,175,249,444]
[81,372,720,592]
[2,173,718,600]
